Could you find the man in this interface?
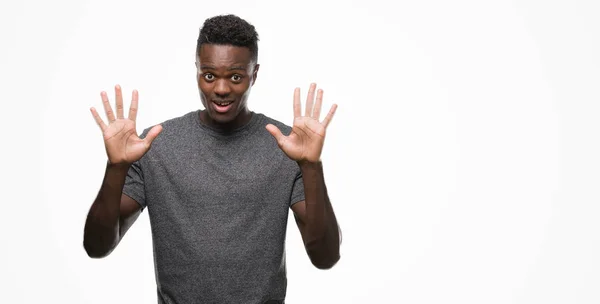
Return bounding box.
[83,14,341,304]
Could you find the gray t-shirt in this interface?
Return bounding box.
[122,110,305,304]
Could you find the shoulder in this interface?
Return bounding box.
[136,111,199,162]
[140,110,198,139]
[257,113,293,135]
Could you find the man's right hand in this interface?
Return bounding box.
[90,85,162,166]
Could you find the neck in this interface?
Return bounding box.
[199,108,253,132]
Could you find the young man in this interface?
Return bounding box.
[83,14,341,303]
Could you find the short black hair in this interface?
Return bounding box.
[196,14,259,62]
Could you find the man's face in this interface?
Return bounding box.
[196,44,259,125]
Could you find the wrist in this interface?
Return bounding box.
[106,160,131,173]
[297,159,322,170]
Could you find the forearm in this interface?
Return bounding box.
[83,163,129,258]
[299,161,340,269]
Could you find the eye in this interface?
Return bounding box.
[203,73,215,81]
[231,75,243,82]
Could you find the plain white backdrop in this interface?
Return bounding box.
[1,0,599,303]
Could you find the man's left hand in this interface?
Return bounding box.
[266,83,337,163]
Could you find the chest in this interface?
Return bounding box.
[142,135,296,244]
[143,134,296,209]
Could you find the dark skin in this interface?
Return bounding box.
[83,44,341,269]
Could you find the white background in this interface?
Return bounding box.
[1,0,599,303]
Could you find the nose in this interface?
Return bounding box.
[214,79,231,97]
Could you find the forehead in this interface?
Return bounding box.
[197,44,253,67]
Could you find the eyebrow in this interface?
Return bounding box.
[200,65,247,71]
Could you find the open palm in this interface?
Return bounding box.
[90,85,162,166]
[266,83,337,163]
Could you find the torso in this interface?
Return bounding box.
[127,110,303,304]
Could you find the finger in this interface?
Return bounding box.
[101,91,116,122]
[143,124,163,147]
[313,89,324,120]
[90,107,107,132]
[115,84,124,119]
[322,103,338,128]
[293,87,301,118]
[265,124,286,147]
[128,89,139,121]
[304,83,316,117]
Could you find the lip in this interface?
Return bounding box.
[211,100,235,114]
[212,100,234,105]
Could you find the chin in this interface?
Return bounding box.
[207,105,240,124]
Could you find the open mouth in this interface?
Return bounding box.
[213,100,234,106]
[212,100,235,113]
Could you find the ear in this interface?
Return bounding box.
[195,57,201,81]
[251,64,260,86]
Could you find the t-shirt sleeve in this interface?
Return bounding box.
[122,159,146,209]
[290,169,305,207]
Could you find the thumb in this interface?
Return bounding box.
[143,124,163,146]
[265,124,285,146]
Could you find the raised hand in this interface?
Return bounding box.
[266,83,337,163]
[90,85,162,166]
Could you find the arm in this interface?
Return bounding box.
[266,83,341,270]
[83,163,142,258]
[83,85,162,258]
[291,161,340,269]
